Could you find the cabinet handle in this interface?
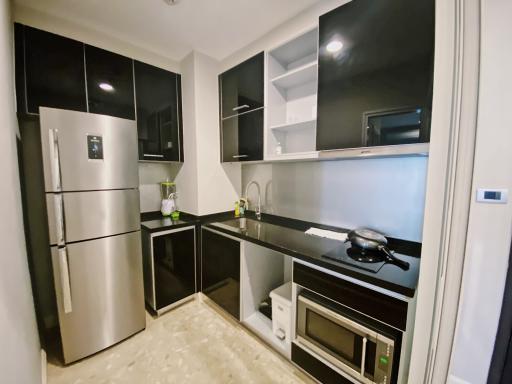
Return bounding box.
[232,155,249,159]
[143,154,164,158]
[232,104,250,112]
[54,194,66,246]
[49,128,62,192]
[58,247,73,314]
[361,337,367,377]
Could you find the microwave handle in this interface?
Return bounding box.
[361,337,367,377]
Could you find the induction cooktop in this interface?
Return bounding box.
[322,245,388,273]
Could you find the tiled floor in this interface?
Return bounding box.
[47,298,314,384]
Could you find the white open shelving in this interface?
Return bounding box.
[265,27,319,160]
[270,60,318,90]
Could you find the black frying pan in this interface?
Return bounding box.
[346,228,410,271]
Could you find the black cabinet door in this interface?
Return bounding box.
[85,45,135,120]
[221,109,263,162]
[219,52,264,119]
[22,25,87,114]
[134,61,182,161]
[201,229,240,320]
[153,228,196,310]
[316,0,434,151]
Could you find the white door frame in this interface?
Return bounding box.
[408,0,481,382]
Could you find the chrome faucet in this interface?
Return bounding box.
[245,180,261,220]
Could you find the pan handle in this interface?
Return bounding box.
[378,245,410,271]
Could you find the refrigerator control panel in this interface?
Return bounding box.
[87,135,104,160]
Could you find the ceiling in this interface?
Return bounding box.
[15,0,321,61]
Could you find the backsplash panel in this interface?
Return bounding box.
[242,157,428,242]
[139,162,181,213]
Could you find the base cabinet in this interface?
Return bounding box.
[201,228,240,319]
[142,227,196,314]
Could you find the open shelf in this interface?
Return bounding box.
[244,311,290,356]
[265,151,319,162]
[270,118,316,132]
[271,61,318,90]
[241,242,293,358]
[266,27,319,161]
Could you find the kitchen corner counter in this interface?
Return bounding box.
[140,211,239,233]
[204,215,421,298]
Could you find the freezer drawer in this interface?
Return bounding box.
[40,107,139,192]
[51,232,145,364]
[47,189,140,245]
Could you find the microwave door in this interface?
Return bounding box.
[297,295,382,383]
[40,107,139,192]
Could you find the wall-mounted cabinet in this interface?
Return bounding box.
[135,61,184,162]
[16,24,87,114]
[219,52,264,162]
[220,53,264,119]
[85,45,135,120]
[316,0,434,152]
[265,28,319,161]
[14,23,184,163]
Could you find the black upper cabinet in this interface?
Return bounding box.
[22,25,87,114]
[221,109,263,162]
[85,45,135,120]
[219,52,264,162]
[220,52,264,119]
[134,61,183,162]
[316,0,435,151]
[201,229,240,320]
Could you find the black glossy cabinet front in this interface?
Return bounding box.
[221,109,263,162]
[85,45,135,120]
[20,24,87,114]
[135,61,183,162]
[201,229,240,320]
[219,52,264,118]
[316,0,435,151]
[153,228,196,310]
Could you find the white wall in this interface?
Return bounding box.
[176,52,241,215]
[0,0,42,383]
[243,157,428,241]
[448,0,512,383]
[174,52,200,215]
[193,52,241,214]
[221,0,349,71]
[139,162,181,213]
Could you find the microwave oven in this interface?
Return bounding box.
[296,292,399,384]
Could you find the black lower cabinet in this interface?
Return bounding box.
[292,344,353,384]
[143,227,196,312]
[201,229,240,319]
[221,108,263,162]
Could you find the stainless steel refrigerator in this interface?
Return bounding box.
[37,107,145,363]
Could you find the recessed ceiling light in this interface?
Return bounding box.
[99,82,114,92]
[326,40,343,53]
[162,0,180,5]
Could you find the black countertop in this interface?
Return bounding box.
[205,216,420,298]
[140,211,236,233]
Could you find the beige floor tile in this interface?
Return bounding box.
[47,298,314,384]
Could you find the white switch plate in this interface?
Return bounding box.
[476,188,508,204]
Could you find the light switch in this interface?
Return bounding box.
[476,188,508,204]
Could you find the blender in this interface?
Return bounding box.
[160,181,177,217]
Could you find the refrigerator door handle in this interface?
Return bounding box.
[49,128,62,191]
[58,247,73,314]
[54,194,66,246]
